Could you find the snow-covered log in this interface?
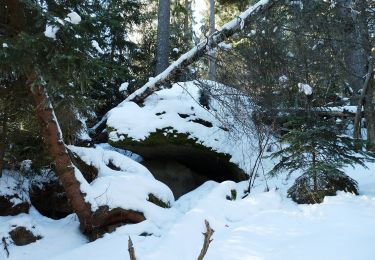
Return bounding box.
[125,0,275,104]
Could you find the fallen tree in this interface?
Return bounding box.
[124,0,276,105]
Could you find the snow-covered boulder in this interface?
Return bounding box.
[9,226,42,246]
[106,82,248,192]
[288,171,359,204]
[68,145,175,213]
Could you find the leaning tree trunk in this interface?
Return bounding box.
[27,74,146,239]
[125,0,276,104]
[155,0,171,75]
[27,73,95,234]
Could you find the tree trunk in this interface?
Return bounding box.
[336,0,369,104]
[126,0,275,104]
[364,73,375,151]
[183,0,191,45]
[208,0,217,81]
[27,74,146,239]
[27,73,95,234]
[0,113,7,177]
[155,0,171,76]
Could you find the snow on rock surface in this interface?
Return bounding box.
[108,81,256,171]
[67,145,174,216]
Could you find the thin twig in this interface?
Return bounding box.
[2,237,9,258]
[128,236,136,260]
[197,220,215,260]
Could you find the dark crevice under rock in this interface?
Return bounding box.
[143,160,209,198]
[109,128,247,198]
[29,179,72,219]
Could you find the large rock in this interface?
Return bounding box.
[109,128,247,184]
[29,177,73,219]
[9,226,42,246]
[288,171,359,204]
[0,195,29,216]
[106,82,254,196]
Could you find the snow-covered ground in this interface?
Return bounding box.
[1,158,375,260]
[2,81,375,260]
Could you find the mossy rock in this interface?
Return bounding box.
[108,127,247,183]
[148,193,170,208]
[9,226,42,246]
[288,171,358,204]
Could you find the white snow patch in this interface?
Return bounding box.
[44,25,59,40]
[298,83,313,95]
[91,40,104,54]
[119,82,129,92]
[65,12,81,25]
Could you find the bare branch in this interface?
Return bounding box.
[197,220,215,260]
[128,236,136,260]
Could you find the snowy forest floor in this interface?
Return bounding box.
[1,160,375,260]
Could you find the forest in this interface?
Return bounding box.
[0,0,375,259]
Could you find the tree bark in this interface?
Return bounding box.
[208,0,217,81]
[27,73,95,234]
[27,74,146,239]
[364,73,375,151]
[336,0,369,104]
[353,58,373,139]
[0,113,7,177]
[155,0,171,75]
[126,0,275,105]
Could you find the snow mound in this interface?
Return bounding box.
[67,146,175,217]
[107,81,256,171]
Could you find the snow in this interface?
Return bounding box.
[172,48,179,53]
[0,170,29,206]
[65,12,81,25]
[91,40,104,54]
[218,42,232,50]
[2,160,375,260]
[298,83,313,95]
[44,25,59,40]
[124,0,271,103]
[119,82,129,92]
[2,43,8,48]
[108,81,257,171]
[67,145,174,215]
